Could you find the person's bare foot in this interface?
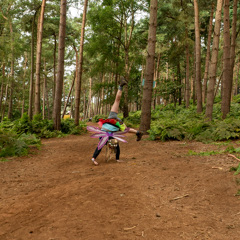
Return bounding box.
[92,158,99,166]
[93,160,98,166]
[116,160,124,163]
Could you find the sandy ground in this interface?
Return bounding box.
[0,122,240,240]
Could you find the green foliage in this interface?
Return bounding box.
[234,164,240,175]
[13,113,31,134]
[150,118,185,141]
[149,102,240,142]
[230,164,240,175]
[0,130,39,158]
[235,190,240,196]
[188,150,223,156]
[224,145,240,154]
[18,133,41,146]
[124,111,141,128]
[92,114,108,123]
[5,114,87,139]
[0,114,86,159]
[61,118,87,135]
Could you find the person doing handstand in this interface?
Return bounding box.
[91,78,143,166]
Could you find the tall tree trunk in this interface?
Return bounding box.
[154,52,161,108]
[21,53,28,117]
[0,63,5,116]
[53,0,67,130]
[202,3,214,102]
[28,13,36,119]
[42,58,47,119]
[100,73,105,115]
[52,33,57,112]
[123,4,134,118]
[62,71,75,118]
[34,0,46,115]
[185,28,190,108]
[229,0,238,94]
[88,77,92,118]
[236,56,240,94]
[0,62,5,120]
[221,0,231,119]
[8,20,14,120]
[206,0,223,120]
[2,83,8,121]
[194,0,203,113]
[177,61,182,105]
[123,46,130,118]
[114,17,123,95]
[192,49,196,104]
[75,0,88,126]
[139,0,158,133]
[214,71,223,98]
[0,80,3,116]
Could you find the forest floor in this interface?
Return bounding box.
[0,122,240,240]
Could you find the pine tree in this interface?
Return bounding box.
[139,0,158,133]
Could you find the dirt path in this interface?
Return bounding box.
[0,123,240,240]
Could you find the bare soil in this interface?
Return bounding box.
[0,122,240,240]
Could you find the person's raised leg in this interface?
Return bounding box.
[110,77,127,113]
[128,128,144,141]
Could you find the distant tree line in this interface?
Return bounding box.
[0,0,239,132]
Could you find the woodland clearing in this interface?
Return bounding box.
[0,122,240,240]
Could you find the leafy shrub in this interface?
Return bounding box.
[124,111,141,128]
[71,124,87,135]
[32,114,54,134]
[0,130,40,158]
[61,118,75,134]
[12,113,32,134]
[61,118,86,135]
[92,114,108,122]
[0,113,88,159]
[149,118,185,141]
[40,129,64,138]
[230,163,240,175]
[149,102,240,142]
[18,133,41,146]
[0,117,14,131]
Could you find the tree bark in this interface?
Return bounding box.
[34,0,46,115]
[185,28,190,108]
[205,0,223,120]
[0,80,3,116]
[62,72,75,118]
[21,53,28,117]
[194,0,203,113]
[192,49,196,104]
[0,63,5,119]
[53,0,67,130]
[42,58,47,119]
[202,3,214,102]
[28,12,37,119]
[75,0,88,126]
[52,33,57,112]
[123,3,135,118]
[88,77,92,118]
[1,83,8,121]
[100,73,105,115]
[8,20,14,120]
[177,61,182,105]
[229,0,238,95]
[221,0,231,119]
[139,0,158,133]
